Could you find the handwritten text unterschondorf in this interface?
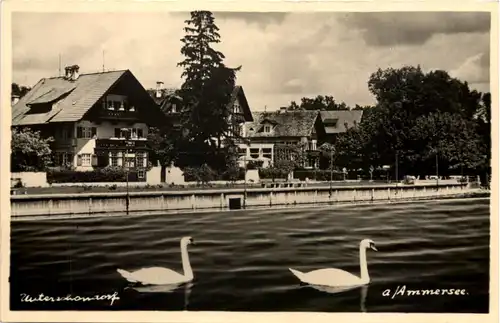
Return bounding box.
[20,292,120,305]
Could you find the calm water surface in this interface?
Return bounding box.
[10,198,490,312]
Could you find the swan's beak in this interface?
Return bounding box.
[370,245,378,251]
[190,238,195,245]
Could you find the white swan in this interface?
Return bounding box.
[117,236,194,285]
[289,238,377,287]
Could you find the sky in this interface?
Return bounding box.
[12,11,490,111]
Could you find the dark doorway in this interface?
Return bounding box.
[228,197,242,210]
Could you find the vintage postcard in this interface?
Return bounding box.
[1,0,498,322]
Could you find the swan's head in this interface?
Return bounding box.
[181,236,195,246]
[361,239,377,251]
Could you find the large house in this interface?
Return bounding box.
[11,65,166,180]
[147,83,254,141]
[239,109,326,168]
[240,108,365,169]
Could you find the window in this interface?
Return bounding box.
[238,148,247,158]
[115,128,144,139]
[59,127,71,139]
[77,126,96,139]
[171,104,177,113]
[77,153,92,166]
[103,95,130,111]
[233,124,241,137]
[137,170,146,179]
[250,148,260,159]
[124,154,135,168]
[310,140,317,151]
[110,152,119,167]
[264,125,271,133]
[136,152,146,168]
[62,153,72,166]
[54,153,60,166]
[233,102,241,114]
[262,148,272,159]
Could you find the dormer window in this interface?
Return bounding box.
[171,104,177,113]
[233,102,241,114]
[324,118,339,128]
[264,125,271,133]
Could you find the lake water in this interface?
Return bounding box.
[10,197,490,312]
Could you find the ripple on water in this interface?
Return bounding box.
[9,198,490,313]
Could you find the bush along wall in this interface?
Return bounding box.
[47,166,146,183]
[294,169,346,181]
[258,168,289,180]
[183,165,246,183]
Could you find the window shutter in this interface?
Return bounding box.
[77,155,82,166]
[91,154,98,166]
[114,128,120,138]
[137,128,143,138]
[77,127,83,138]
[91,127,97,138]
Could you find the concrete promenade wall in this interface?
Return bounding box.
[9,183,481,220]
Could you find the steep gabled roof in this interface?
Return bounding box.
[245,110,320,138]
[320,110,363,134]
[147,85,253,121]
[12,70,127,126]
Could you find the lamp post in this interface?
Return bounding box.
[329,149,333,198]
[121,128,133,215]
[435,149,439,190]
[395,151,399,187]
[243,152,247,209]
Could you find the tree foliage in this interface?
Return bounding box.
[11,127,54,172]
[287,95,350,111]
[173,10,241,170]
[328,66,490,178]
[12,83,31,98]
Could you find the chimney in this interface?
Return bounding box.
[11,94,20,106]
[156,81,164,98]
[71,65,80,80]
[64,66,72,79]
[64,64,80,81]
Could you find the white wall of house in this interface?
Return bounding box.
[69,120,149,171]
[238,142,274,167]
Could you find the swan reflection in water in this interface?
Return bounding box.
[127,282,193,310]
[301,284,369,312]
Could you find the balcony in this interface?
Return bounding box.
[52,138,77,149]
[98,109,140,121]
[95,138,150,151]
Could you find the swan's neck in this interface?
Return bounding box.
[181,243,193,280]
[359,245,369,283]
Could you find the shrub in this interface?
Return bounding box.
[183,164,245,183]
[259,167,288,180]
[47,166,129,183]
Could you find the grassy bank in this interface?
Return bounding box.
[12,180,394,195]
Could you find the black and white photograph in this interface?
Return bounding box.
[2,1,497,321]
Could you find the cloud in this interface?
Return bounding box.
[12,11,490,111]
[450,52,489,84]
[342,12,490,46]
